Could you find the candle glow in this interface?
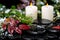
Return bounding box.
[46,3,48,6]
[30,2,32,6]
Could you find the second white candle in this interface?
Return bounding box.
[42,5,54,21]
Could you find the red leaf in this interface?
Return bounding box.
[52,25,60,30]
[8,25,14,34]
[9,18,16,26]
[19,24,30,30]
[15,27,22,34]
[2,24,6,30]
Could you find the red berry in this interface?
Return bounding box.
[15,20,20,24]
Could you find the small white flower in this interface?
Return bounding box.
[5,9,10,13]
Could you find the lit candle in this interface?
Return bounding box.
[25,2,38,20]
[42,3,54,21]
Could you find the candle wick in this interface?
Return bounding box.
[46,3,48,6]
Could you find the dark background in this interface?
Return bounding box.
[0,0,55,8]
[0,0,20,8]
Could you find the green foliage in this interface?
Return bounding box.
[0,5,33,25]
[10,5,16,9]
[9,9,33,25]
[0,4,2,8]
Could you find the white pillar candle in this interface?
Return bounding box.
[25,3,38,20]
[42,4,54,21]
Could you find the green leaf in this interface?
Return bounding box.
[10,5,16,9]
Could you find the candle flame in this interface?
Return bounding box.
[30,2,32,6]
[46,3,48,6]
